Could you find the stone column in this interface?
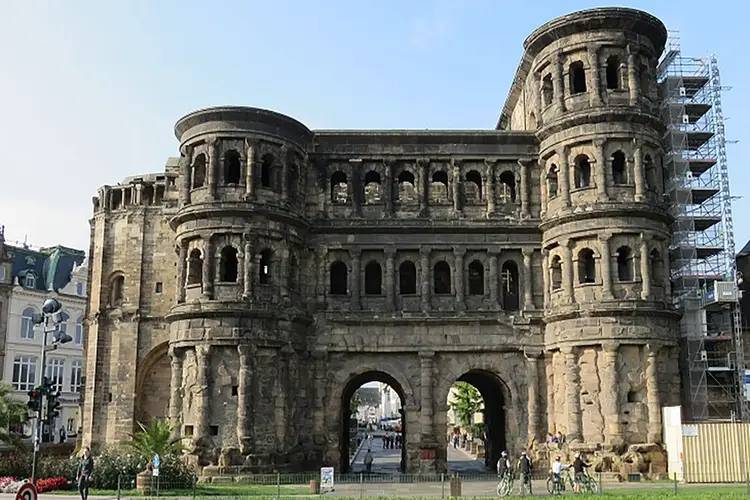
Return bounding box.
[179,145,192,207]
[419,351,435,439]
[552,53,566,113]
[633,139,645,202]
[484,159,496,217]
[454,248,465,311]
[661,243,671,300]
[420,247,431,312]
[518,159,531,218]
[417,158,429,216]
[562,239,575,304]
[176,243,188,303]
[207,137,218,201]
[311,349,328,443]
[383,160,394,216]
[195,344,211,442]
[522,248,535,310]
[562,346,582,442]
[599,233,614,300]
[385,246,396,311]
[202,237,214,300]
[489,250,500,309]
[640,233,652,300]
[351,171,361,217]
[245,139,256,199]
[587,44,603,106]
[525,351,541,445]
[451,159,461,215]
[316,247,328,303]
[168,346,183,436]
[537,72,545,123]
[280,247,289,300]
[558,148,571,207]
[594,139,609,201]
[601,343,623,446]
[645,344,662,444]
[242,236,254,300]
[542,250,550,309]
[350,248,361,310]
[237,344,255,452]
[547,353,556,434]
[627,45,640,106]
[540,159,548,218]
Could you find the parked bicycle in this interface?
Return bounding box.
[496,471,514,497]
[546,469,573,496]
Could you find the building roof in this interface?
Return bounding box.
[738,239,750,258]
[7,244,85,292]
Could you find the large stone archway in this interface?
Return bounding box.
[134,342,171,429]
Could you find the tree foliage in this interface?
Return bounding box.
[350,392,362,415]
[449,382,484,428]
[123,418,185,459]
[0,382,27,448]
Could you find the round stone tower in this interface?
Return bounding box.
[527,9,680,453]
[166,107,314,470]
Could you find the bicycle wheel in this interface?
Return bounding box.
[501,480,512,497]
[584,478,598,494]
[546,477,554,494]
[496,482,505,497]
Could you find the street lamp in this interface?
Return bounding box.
[28,297,71,484]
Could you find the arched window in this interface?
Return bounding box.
[639,64,650,97]
[529,112,537,129]
[260,154,274,189]
[289,253,299,293]
[430,171,449,203]
[577,248,596,284]
[110,275,124,306]
[569,61,587,94]
[364,171,382,204]
[398,171,417,204]
[20,307,36,339]
[224,150,241,185]
[468,260,484,296]
[59,311,70,336]
[23,272,36,289]
[192,154,206,189]
[574,155,591,189]
[650,249,664,284]
[259,249,273,285]
[399,261,417,295]
[330,171,348,204]
[498,171,516,203]
[542,74,553,106]
[219,246,238,283]
[364,261,382,295]
[616,246,634,281]
[75,315,84,345]
[330,261,348,295]
[502,261,519,311]
[433,261,452,295]
[547,165,559,199]
[187,249,203,286]
[550,256,562,291]
[606,55,620,90]
[611,151,627,185]
[644,154,657,191]
[465,170,483,203]
[289,165,299,203]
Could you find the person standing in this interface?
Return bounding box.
[76,447,94,500]
[363,449,374,474]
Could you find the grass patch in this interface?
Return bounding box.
[48,484,308,497]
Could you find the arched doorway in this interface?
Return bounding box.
[340,371,406,474]
[446,370,507,472]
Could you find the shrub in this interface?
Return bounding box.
[0,454,31,479]
[39,456,78,482]
[36,477,70,493]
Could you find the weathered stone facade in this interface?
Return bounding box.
[82,8,680,475]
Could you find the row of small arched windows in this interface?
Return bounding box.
[190,151,295,194]
[186,247,278,286]
[546,151,658,196]
[549,246,664,290]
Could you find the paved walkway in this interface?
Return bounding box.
[446,444,490,474]
[351,433,403,474]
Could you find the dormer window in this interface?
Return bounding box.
[76,282,84,296]
[23,272,36,289]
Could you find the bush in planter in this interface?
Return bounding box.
[36,477,70,493]
[89,450,143,490]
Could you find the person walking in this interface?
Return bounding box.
[76,447,94,500]
[363,449,374,474]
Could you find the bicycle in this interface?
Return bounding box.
[516,471,532,496]
[546,469,573,496]
[576,470,599,495]
[496,471,514,497]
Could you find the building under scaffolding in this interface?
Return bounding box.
[657,32,746,422]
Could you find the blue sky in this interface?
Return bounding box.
[1,0,747,254]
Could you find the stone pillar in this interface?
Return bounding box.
[176,243,188,303]
[522,248,535,310]
[485,159,496,217]
[454,248,465,311]
[351,171,361,216]
[541,250,550,309]
[640,233,652,300]
[562,346,582,442]
[601,343,623,446]
[316,247,328,303]
[280,247,289,300]
[552,53,566,113]
[489,250,500,309]
[311,349,328,444]
[202,237,214,300]
[384,160,394,216]
[558,147,571,207]
[593,139,609,201]
[280,146,289,201]
[419,352,435,439]
[627,45,640,106]
[633,139,645,202]
[645,344,662,443]
[562,239,575,304]
[588,44,603,106]
[179,145,192,207]
[242,236,254,300]
[661,243,671,300]
[245,139,255,199]
[599,233,614,300]
[237,344,254,452]
[385,246,396,311]
[195,344,211,442]
[451,159,461,215]
[525,351,541,445]
[350,248,361,310]
[168,346,183,436]
[207,137,218,201]
[518,159,531,218]
[540,159,548,218]
[417,158,429,216]
[546,352,556,434]
[420,247,431,312]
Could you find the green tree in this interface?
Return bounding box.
[124,418,185,459]
[350,392,362,415]
[449,382,484,428]
[0,382,27,447]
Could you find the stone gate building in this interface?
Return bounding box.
[82,7,680,474]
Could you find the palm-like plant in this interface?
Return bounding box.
[124,418,185,459]
[0,382,28,448]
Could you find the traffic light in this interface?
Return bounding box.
[27,389,41,413]
[46,390,61,422]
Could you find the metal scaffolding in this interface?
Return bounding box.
[658,32,746,421]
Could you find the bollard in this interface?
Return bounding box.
[674,472,678,495]
[359,473,364,499]
[117,474,121,500]
[598,471,603,496]
[449,473,462,497]
[441,473,445,499]
[277,472,281,499]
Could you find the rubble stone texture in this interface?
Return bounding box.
[81,7,680,476]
